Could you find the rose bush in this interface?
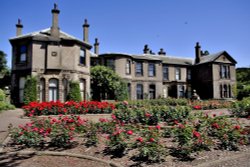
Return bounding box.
[22,101,115,116]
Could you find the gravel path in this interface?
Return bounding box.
[0,109,30,143]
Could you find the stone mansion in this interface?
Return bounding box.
[10,4,237,105]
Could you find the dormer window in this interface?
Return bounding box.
[79,49,86,65]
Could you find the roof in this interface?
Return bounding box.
[9,28,92,48]
[99,53,193,66]
[197,51,237,65]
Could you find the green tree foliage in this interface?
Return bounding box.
[91,66,128,101]
[67,81,82,102]
[236,68,250,100]
[0,51,11,89]
[23,76,37,105]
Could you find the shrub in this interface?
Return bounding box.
[230,97,250,117]
[23,76,37,105]
[0,89,5,101]
[22,101,115,116]
[67,81,82,102]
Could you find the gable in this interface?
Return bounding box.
[214,54,233,64]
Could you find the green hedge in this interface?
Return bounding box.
[67,81,82,102]
[23,76,37,105]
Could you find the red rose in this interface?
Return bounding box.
[211,123,220,129]
[127,130,133,135]
[136,137,143,143]
[149,138,155,142]
[234,125,240,130]
[156,125,161,130]
[193,131,201,138]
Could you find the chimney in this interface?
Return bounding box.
[143,44,150,54]
[16,19,23,36]
[158,48,166,55]
[51,3,60,37]
[195,42,201,64]
[94,38,99,55]
[83,19,89,43]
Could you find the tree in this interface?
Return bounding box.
[236,68,250,99]
[67,81,82,102]
[0,51,11,89]
[23,76,37,105]
[91,66,128,101]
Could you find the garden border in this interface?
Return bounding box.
[0,135,123,167]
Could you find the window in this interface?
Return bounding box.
[223,85,228,98]
[126,60,131,75]
[62,79,68,102]
[80,49,86,65]
[136,84,143,99]
[148,63,156,77]
[163,65,169,80]
[220,84,231,98]
[127,83,131,99]
[187,69,191,80]
[187,86,192,98]
[220,64,230,79]
[49,79,58,101]
[163,87,168,98]
[179,85,185,98]
[80,79,86,100]
[149,84,156,99]
[19,77,26,103]
[17,45,27,62]
[175,67,181,80]
[136,62,143,76]
[106,59,115,71]
[40,78,45,102]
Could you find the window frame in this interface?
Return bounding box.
[135,61,143,76]
[175,67,181,80]
[136,84,143,99]
[125,59,131,75]
[105,58,115,71]
[17,45,27,63]
[163,65,169,80]
[79,49,86,66]
[148,63,156,77]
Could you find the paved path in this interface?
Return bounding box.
[0,109,30,143]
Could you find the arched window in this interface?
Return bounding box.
[79,79,86,100]
[40,78,45,102]
[49,78,58,101]
[62,79,68,102]
[19,77,26,103]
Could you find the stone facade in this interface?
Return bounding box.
[10,5,237,105]
[10,5,92,106]
[96,43,237,100]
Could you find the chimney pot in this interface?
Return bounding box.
[83,19,90,42]
[94,38,99,55]
[195,42,202,64]
[16,18,23,36]
[51,3,60,37]
[158,48,166,55]
[143,44,150,54]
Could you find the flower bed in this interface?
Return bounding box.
[9,102,249,165]
[22,101,115,116]
[190,100,233,110]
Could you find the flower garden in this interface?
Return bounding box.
[6,98,250,166]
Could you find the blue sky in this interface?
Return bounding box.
[1,0,250,67]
